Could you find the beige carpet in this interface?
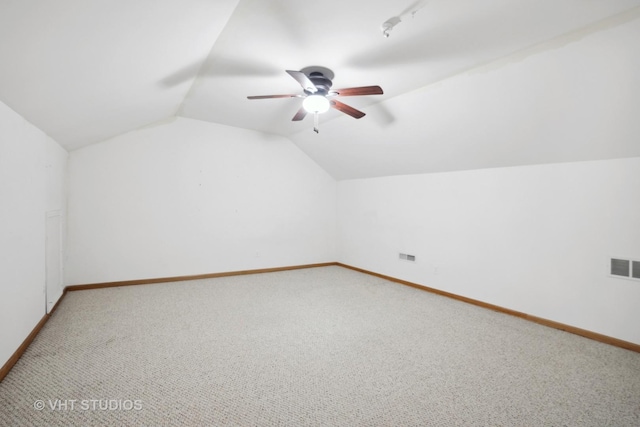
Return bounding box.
[1,266,639,426]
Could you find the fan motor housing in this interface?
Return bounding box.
[307,72,332,95]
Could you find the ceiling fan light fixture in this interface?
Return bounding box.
[303,95,330,114]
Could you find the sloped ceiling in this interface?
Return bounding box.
[1,0,640,179]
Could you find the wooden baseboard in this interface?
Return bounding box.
[1,262,337,382]
[0,289,69,383]
[65,262,339,292]
[0,314,49,382]
[4,261,635,384]
[337,263,640,353]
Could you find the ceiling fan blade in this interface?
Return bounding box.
[329,86,384,97]
[292,106,307,121]
[247,94,301,100]
[330,100,366,119]
[286,70,317,93]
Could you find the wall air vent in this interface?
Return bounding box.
[399,253,416,262]
[611,258,630,277]
[633,261,640,280]
[610,257,640,282]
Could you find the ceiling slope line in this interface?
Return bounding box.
[467,5,640,75]
[173,1,243,118]
[404,5,640,98]
[67,115,299,153]
[0,99,66,151]
[28,1,244,152]
[356,4,640,117]
[288,5,640,140]
[62,117,181,152]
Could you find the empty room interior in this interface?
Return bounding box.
[1,0,640,425]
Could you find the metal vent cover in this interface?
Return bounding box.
[611,258,630,277]
[399,253,416,262]
[633,261,640,280]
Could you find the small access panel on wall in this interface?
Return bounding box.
[46,210,64,313]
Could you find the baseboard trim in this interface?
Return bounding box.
[0,314,48,382]
[337,263,640,353]
[65,262,339,292]
[4,261,635,384]
[49,289,67,315]
[0,289,70,383]
[1,262,336,383]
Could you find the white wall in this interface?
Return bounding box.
[66,117,336,285]
[338,158,640,344]
[0,100,68,368]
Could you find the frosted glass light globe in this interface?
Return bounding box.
[303,95,330,114]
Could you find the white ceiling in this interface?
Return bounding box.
[1,0,640,179]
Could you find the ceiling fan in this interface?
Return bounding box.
[247,66,383,133]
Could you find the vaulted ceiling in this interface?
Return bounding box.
[1,0,640,179]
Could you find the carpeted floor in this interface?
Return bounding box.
[1,266,639,426]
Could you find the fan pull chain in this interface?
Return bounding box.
[313,112,319,133]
